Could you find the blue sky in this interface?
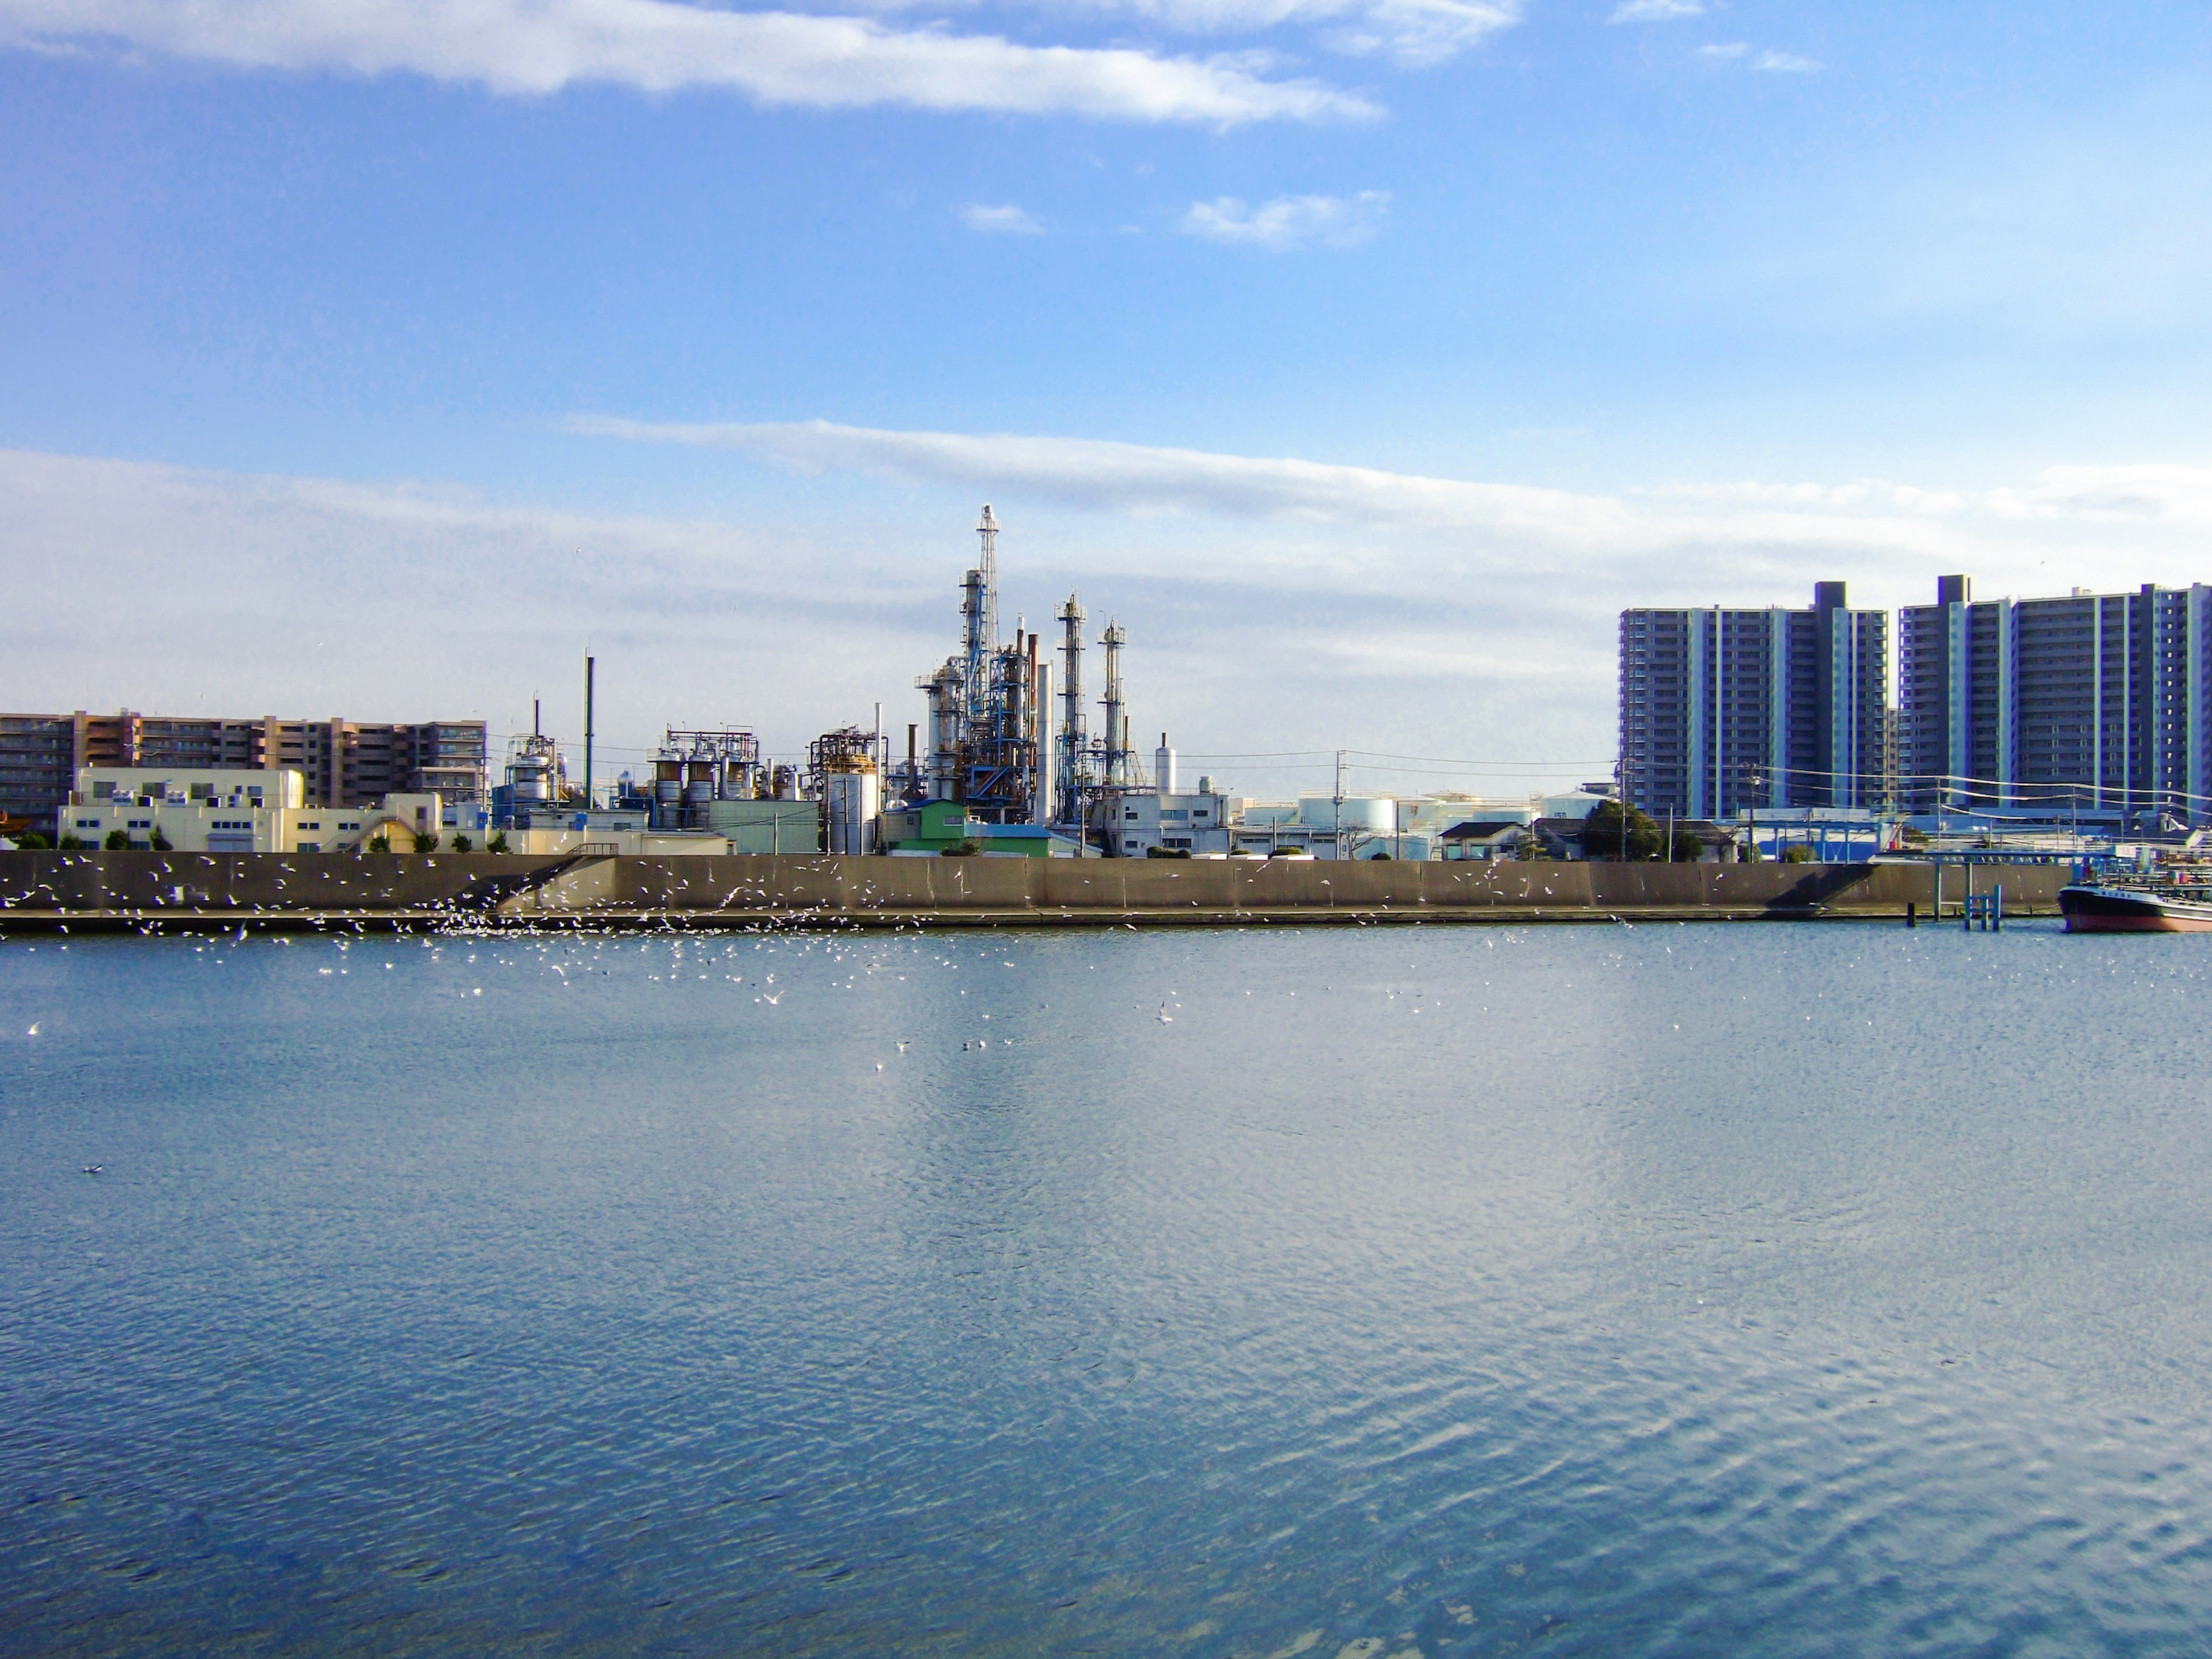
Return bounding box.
[3,1,2210,794]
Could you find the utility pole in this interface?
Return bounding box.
[582,653,595,810]
[1334,749,1346,862]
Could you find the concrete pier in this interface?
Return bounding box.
[0,850,2071,932]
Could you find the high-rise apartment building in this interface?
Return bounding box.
[1619,582,1889,820]
[1897,576,2211,823]
[0,711,487,825]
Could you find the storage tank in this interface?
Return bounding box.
[1297,796,1393,834]
[826,771,881,855]
[1154,733,1177,796]
[510,751,554,804]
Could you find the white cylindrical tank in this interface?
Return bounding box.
[826,771,880,855]
[1155,733,1177,796]
[1298,795,1392,834]
[511,753,553,804]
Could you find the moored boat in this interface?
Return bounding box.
[2061,882,2212,934]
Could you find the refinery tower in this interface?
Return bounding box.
[914,507,1139,832]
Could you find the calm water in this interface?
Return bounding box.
[3,919,2210,1657]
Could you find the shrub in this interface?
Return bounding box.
[104,830,131,850]
[1668,828,1702,863]
[1145,845,1192,859]
[487,831,510,854]
[940,838,983,857]
[367,834,391,853]
[149,829,173,852]
[56,834,84,850]
[450,833,474,853]
[413,832,440,854]
[13,831,52,850]
[1780,844,1816,864]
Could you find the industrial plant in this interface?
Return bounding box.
[7,513,2210,863]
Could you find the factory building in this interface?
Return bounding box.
[1897,575,2212,824]
[0,709,487,829]
[1618,584,1888,820]
[51,766,450,853]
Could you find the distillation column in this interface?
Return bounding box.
[1057,593,1087,822]
[1100,619,1127,786]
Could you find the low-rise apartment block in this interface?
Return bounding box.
[0,710,487,827]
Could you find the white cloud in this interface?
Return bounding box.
[1609,0,1702,21]
[1180,190,1390,250]
[959,202,1045,234]
[1043,0,1518,67]
[571,414,2212,567]
[0,0,1376,123]
[1695,41,1748,60]
[1320,0,1518,67]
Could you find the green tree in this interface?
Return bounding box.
[413,831,440,854]
[1668,827,1702,863]
[450,832,474,853]
[367,834,391,853]
[104,830,131,850]
[1780,844,1816,864]
[12,831,52,850]
[1582,799,1664,861]
[149,828,173,852]
[56,834,85,850]
[487,831,510,854]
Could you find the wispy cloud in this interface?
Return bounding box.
[1046,0,1519,67]
[959,203,1045,234]
[1319,0,1518,67]
[1696,40,1820,73]
[0,0,1377,123]
[569,414,2212,561]
[1180,190,1390,249]
[1609,0,1701,21]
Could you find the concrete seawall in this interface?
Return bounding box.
[0,851,2067,931]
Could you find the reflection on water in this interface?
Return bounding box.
[3,922,2210,1656]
